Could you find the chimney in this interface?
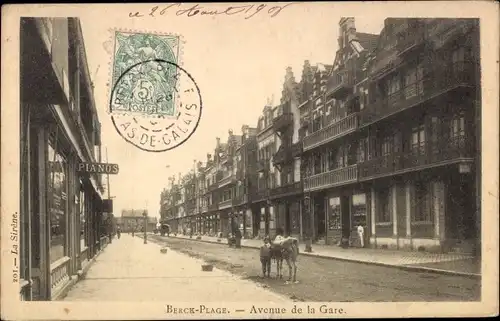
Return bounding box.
[216,137,221,147]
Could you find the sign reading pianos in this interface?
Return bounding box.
[77,162,119,175]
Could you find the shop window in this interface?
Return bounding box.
[412,182,433,223]
[377,188,392,223]
[328,197,341,230]
[48,141,68,263]
[352,194,367,228]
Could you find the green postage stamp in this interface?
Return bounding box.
[109,31,181,117]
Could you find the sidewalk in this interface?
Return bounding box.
[62,234,290,302]
[166,234,481,278]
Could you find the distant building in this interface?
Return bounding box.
[120,209,157,232]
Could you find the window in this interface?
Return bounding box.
[328,197,341,230]
[327,148,336,170]
[412,124,426,154]
[387,74,401,97]
[450,113,465,138]
[381,136,394,156]
[48,140,68,263]
[377,188,392,223]
[357,137,367,163]
[412,182,432,222]
[352,194,367,228]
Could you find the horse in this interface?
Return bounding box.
[270,237,299,284]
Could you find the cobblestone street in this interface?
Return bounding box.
[62,234,289,302]
[146,235,481,302]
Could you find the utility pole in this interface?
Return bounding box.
[106,147,112,243]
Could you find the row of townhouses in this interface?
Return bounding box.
[19,18,113,300]
[160,18,481,256]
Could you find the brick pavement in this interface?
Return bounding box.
[62,234,290,302]
[165,233,480,277]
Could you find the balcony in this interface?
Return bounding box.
[292,142,303,157]
[327,69,353,99]
[253,188,268,202]
[396,28,426,56]
[233,193,248,206]
[208,203,218,212]
[208,183,219,192]
[361,61,476,127]
[273,146,292,165]
[303,113,358,151]
[269,182,302,200]
[257,159,269,173]
[304,164,358,192]
[218,173,236,188]
[273,112,293,132]
[219,198,233,209]
[359,135,474,180]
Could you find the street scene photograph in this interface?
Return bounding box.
[3,2,499,320]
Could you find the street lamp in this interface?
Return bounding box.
[304,194,313,252]
[143,211,148,244]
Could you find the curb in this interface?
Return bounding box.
[161,235,481,280]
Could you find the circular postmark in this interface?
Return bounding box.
[110,59,202,152]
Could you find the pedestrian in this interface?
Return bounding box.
[260,236,272,278]
[357,224,365,248]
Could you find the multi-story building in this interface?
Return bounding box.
[254,104,279,237]
[301,18,377,246]
[159,18,481,255]
[359,18,480,254]
[19,17,107,300]
[232,125,259,238]
[270,68,304,239]
[120,209,155,232]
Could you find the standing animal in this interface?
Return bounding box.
[269,237,299,283]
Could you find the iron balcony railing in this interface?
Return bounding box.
[359,135,474,180]
[303,113,358,151]
[273,145,292,165]
[208,203,218,212]
[273,112,293,132]
[269,182,302,200]
[219,198,233,209]
[304,164,358,192]
[360,60,476,127]
[253,188,268,202]
[218,173,236,187]
[327,69,354,99]
[232,193,248,206]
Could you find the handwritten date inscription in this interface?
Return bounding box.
[129,3,296,20]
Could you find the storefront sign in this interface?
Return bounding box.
[77,162,119,175]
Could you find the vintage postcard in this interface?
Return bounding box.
[1,2,499,320]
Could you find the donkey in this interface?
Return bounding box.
[270,237,299,283]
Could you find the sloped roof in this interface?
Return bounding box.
[355,32,379,53]
[122,209,148,217]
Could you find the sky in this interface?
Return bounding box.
[78,3,385,219]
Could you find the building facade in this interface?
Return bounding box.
[19,17,109,301]
[160,18,481,255]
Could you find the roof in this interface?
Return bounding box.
[121,209,148,217]
[355,32,379,53]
